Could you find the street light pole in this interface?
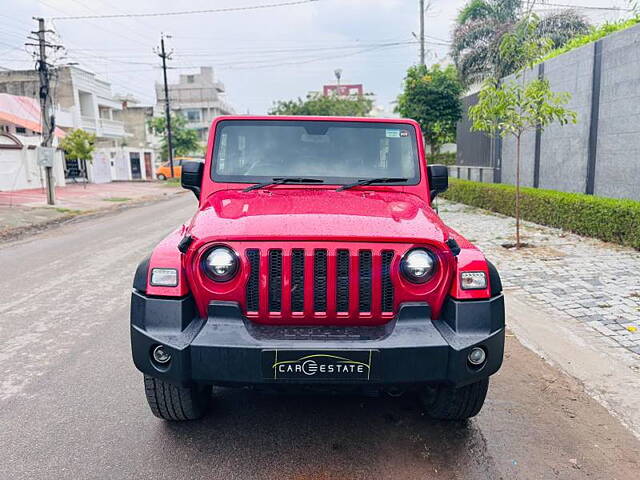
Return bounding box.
[158,33,175,178]
[419,0,425,66]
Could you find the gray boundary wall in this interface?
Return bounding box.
[455,22,640,201]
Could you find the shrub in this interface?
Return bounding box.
[442,179,640,250]
[543,16,640,61]
[428,152,456,165]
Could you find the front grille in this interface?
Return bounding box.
[245,246,395,319]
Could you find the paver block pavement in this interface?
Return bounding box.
[439,200,640,355]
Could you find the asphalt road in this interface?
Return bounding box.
[1,193,638,480]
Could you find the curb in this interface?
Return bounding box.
[0,190,187,244]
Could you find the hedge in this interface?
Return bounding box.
[543,16,640,62]
[442,179,640,250]
[428,152,456,165]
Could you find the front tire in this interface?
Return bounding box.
[156,173,167,181]
[143,375,211,421]
[419,378,489,420]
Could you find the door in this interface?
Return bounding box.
[129,152,142,180]
[144,152,152,179]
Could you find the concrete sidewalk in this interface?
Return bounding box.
[0,181,183,235]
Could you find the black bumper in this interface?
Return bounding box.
[131,292,505,388]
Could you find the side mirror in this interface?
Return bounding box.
[427,164,449,201]
[181,161,204,199]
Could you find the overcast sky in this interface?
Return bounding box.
[0,0,632,114]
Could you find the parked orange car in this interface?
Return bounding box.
[155,157,195,180]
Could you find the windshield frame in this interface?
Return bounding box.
[210,119,422,187]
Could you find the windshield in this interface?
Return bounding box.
[212,120,420,185]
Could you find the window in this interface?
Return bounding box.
[186,75,195,84]
[15,127,26,134]
[185,109,201,122]
[212,120,420,185]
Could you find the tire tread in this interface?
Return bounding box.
[421,378,489,420]
[143,375,210,421]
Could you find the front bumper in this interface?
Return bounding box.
[130,292,505,388]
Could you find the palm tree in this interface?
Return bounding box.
[451,0,590,86]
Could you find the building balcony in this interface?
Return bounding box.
[99,118,125,138]
[80,116,97,131]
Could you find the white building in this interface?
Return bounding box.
[0,67,156,187]
[0,94,66,191]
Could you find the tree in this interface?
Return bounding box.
[269,93,373,117]
[148,114,201,161]
[451,0,590,86]
[468,27,577,248]
[396,64,463,155]
[60,129,96,181]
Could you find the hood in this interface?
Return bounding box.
[189,188,448,244]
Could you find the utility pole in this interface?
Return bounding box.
[34,17,56,205]
[419,0,425,65]
[156,33,174,178]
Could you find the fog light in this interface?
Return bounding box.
[468,347,486,366]
[152,345,171,365]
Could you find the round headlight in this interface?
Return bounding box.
[401,248,437,283]
[202,246,239,282]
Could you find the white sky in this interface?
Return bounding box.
[0,0,632,114]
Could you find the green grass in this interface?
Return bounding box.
[442,179,640,250]
[160,177,181,187]
[103,197,131,202]
[55,208,82,215]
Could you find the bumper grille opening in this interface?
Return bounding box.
[381,251,394,312]
[358,250,372,312]
[246,249,260,312]
[268,250,282,312]
[291,249,305,312]
[313,249,327,312]
[336,249,350,313]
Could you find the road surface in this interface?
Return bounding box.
[1,194,638,479]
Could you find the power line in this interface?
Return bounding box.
[535,2,633,11]
[50,0,323,20]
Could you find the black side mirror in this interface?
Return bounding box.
[181,161,204,199]
[427,164,449,201]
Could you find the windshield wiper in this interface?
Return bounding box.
[243,177,324,192]
[336,177,408,192]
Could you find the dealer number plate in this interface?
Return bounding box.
[262,350,376,381]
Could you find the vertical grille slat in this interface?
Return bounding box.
[359,250,372,312]
[336,250,350,312]
[268,250,282,311]
[291,249,305,312]
[381,251,394,312]
[246,249,260,312]
[313,249,327,312]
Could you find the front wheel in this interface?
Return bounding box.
[419,378,489,420]
[156,173,167,181]
[143,375,211,421]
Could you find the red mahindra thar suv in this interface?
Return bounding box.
[131,116,505,421]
